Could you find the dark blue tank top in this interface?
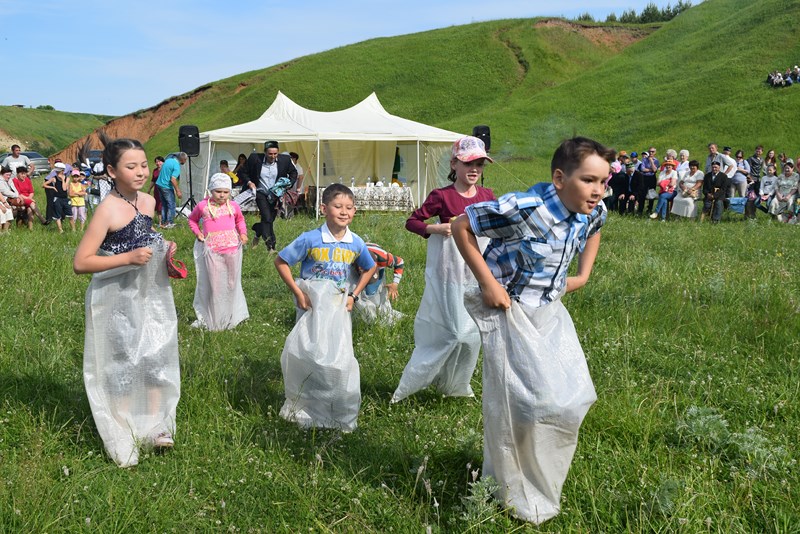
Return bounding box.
[99,212,163,255]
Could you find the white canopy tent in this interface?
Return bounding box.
[184,92,465,210]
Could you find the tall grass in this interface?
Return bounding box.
[0,194,797,531]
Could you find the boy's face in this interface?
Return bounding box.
[220,163,229,172]
[210,188,230,203]
[552,153,609,215]
[321,193,355,231]
[17,171,28,179]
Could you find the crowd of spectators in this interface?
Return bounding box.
[605,144,800,223]
[766,66,800,87]
[0,153,98,233]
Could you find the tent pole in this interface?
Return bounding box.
[416,140,421,207]
[315,138,321,219]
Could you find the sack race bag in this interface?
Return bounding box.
[463,289,596,524]
[392,234,484,402]
[279,279,361,432]
[83,239,180,468]
[351,270,403,326]
[192,241,249,330]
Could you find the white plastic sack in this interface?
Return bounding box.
[464,289,596,524]
[350,269,403,326]
[353,283,403,325]
[83,240,180,468]
[279,278,361,431]
[192,241,249,330]
[391,234,485,402]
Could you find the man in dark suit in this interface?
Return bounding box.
[242,140,297,251]
[702,160,730,223]
[614,162,642,215]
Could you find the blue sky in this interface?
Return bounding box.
[1,0,687,116]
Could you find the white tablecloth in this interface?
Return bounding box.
[319,186,414,211]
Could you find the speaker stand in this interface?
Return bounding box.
[178,156,198,217]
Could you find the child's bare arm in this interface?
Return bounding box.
[274,256,310,310]
[452,215,510,309]
[566,232,601,293]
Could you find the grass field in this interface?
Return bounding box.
[0,191,797,531]
[0,107,114,155]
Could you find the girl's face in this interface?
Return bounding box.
[108,149,149,192]
[451,158,486,188]
[71,174,81,182]
[767,150,775,160]
[210,188,230,204]
[767,166,776,176]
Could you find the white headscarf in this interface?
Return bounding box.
[208,173,232,192]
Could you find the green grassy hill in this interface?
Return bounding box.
[0,106,114,154]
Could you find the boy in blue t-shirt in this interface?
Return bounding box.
[274,184,376,431]
[452,137,616,524]
[275,183,376,307]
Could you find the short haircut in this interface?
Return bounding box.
[551,136,616,177]
[689,159,700,168]
[322,183,354,204]
[16,167,29,175]
[289,152,299,160]
[11,144,20,151]
[219,159,229,166]
[155,156,165,163]
[264,140,279,150]
[755,145,763,151]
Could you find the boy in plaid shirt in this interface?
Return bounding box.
[452,137,615,524]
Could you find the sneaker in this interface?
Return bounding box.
[649,212,658,219]
[153,432,174,449]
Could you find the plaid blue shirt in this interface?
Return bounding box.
[465,182,606,308]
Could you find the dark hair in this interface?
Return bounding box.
[447,168,457,183]
[755,145,763,151]
[99,131,145,170]
[16,166,29,175]
[1,166,12,174]
[551,136,616,177]
[321,183,354,204]
[11,144,20,151]
[237,153,247,163]
[289,152,299,160]
[689,159,700,168]
[220,159,229,166]
[735,150,744,158]
[264,140,279,151]
[154,156,165,163]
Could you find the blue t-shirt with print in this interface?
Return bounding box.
[278,225,375,290]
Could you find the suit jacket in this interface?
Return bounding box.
[703,171,730,200]
[242,153,297,193]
